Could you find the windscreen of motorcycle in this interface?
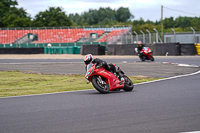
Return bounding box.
[143,47,148,50]
[86,63,94,72]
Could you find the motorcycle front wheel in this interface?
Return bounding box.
[92,76,109,94]
[123,75,134,92]
[150,55,154,61]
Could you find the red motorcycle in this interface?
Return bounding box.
[135,47,154,61]
[85,63,134,94]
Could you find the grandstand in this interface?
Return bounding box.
[0,27,131,45]
[98,29,129,43]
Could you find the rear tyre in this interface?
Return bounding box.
[92,76,109,94]
[123,75,134,92]
[139,56,145,61]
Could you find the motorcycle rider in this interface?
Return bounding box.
[84,54,123,80]
[137,41,145,58]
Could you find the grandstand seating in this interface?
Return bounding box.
[0,27,129,44]
[98,29,129,43]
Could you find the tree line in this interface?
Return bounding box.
[1,0,200,33]
[68,7,133,25]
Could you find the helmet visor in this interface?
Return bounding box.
[84,60,91,65]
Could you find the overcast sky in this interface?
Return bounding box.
[16,0,200,22]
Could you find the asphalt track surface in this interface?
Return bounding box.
[0,56,200,133]
[0,56,200,78]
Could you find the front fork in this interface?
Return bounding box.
[97,76,106,85]
[147,53,152,59]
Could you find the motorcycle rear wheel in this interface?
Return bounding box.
[139,56,145,61]
[123,75,134,91]
[92,76,109,94]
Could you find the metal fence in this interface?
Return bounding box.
[107,32,160,44]
[164,33,200,43]
[108,32,200,44]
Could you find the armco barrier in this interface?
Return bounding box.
[81,44,105,55]
[0,48,44,54]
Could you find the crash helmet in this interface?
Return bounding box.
[84,54,93,65]
[138,41,142,47]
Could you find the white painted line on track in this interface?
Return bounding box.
[135,70,200,86]
[0,89,94,99]
[1,69,200,99]
[179,131,200,133]
[177,64,199,67]
[0,62,83,65]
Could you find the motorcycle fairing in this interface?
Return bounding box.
[86,65,124,91]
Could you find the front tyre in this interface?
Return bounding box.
[123,75,134,91]
[150,55,154,61]
[92,76,109,94]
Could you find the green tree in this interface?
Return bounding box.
[116,7,134,22]
[163,17,175,29]
[68,7,133,25]
[0,0,18,17]
[132,18,145,25]
[2,7,31,27]
[32,7,72,27]
[0,0,31,27]
[174,16,191,28]
[191,17,200,31]
[162,16,200,32]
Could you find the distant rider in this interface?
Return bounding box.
[137,41,145,58]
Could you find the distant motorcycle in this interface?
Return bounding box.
[85,63,134,94]
[135,47,154,61]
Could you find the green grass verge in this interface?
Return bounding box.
[0,71,160,97]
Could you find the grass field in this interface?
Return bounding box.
[0,71,160,97]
